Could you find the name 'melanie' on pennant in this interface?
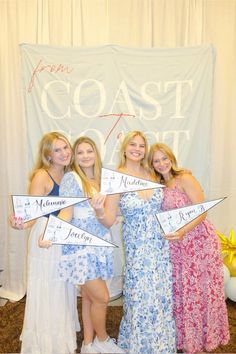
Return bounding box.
[12,195,88,222]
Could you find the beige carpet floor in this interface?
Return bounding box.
[0,296,235,353]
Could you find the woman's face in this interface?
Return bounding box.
[50,138,72,167]
[124,135,146,162]
[152,150,172,178]
[75,142,96,170]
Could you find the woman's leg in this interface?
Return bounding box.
[81,286,94,345]
[82,278,109,341]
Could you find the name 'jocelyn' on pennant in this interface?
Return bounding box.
[43,214,117,247]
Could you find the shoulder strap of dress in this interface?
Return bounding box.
[46,170,59,185]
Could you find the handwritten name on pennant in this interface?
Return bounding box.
[12,195,88,222]
[43,214,117,247]
[100,167,164,195]
[156,197,226,235]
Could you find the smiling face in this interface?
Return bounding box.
[50,138,72,168]
[152,149,172,179]
[124,135,146,163]
[75,142,96,171]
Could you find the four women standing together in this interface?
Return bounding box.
[12,130,229,354]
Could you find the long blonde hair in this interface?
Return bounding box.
[148,143,190,183]
[118,131,149,169]
[72,136,102,197]
[30,132,72,182]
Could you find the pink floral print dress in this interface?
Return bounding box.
[162,181,229,354]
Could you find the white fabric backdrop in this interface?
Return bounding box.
[1,0,236,301]
[21,43,214,189]
[20,42,215,298]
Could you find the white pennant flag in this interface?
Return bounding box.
[156,197,226,235]
[100,167,164,195]
[12,195,88,222]
[43,214,117,247]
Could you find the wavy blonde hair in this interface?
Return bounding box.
[118,131,149,169]
[30,131,72,182]
[148,143,190,182]
[72,136,102,197]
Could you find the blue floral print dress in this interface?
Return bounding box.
[58,171,114,285]
[117,188,176,354]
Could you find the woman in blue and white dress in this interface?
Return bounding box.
[57,136,125,354]
[91,131,176,354]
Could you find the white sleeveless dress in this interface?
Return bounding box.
[20,174,80,354]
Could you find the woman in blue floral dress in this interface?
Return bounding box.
[91,131,176,354]
[57,136,124,354]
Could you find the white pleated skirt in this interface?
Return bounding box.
[20,217,80,354]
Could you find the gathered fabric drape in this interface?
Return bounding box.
[1,0,235,300]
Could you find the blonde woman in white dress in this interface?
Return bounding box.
[11,132,80,354]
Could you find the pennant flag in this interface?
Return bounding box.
[156,197,226,235]
[100,167,164,195]
[12,195,88,222]
[43,214,117,247]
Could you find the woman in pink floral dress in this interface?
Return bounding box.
[148,143,230,354]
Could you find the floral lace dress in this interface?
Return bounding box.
[162,181,230,354]
[117,188,176,354]
[58,171,114,285]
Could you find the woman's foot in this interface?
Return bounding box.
[80,341,100,353]
[93,336,126,353]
